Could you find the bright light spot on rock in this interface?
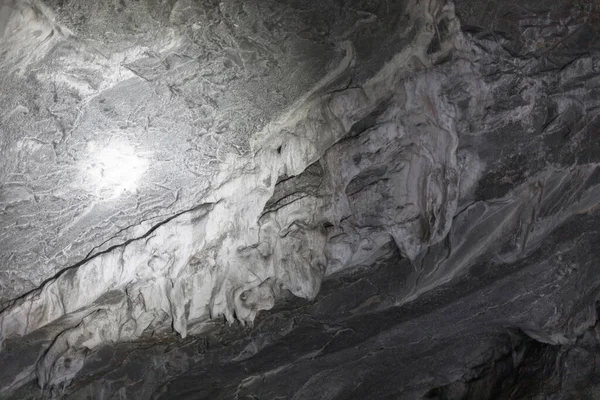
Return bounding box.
[85,141,149,198]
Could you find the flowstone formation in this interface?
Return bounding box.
[0,0,599,398]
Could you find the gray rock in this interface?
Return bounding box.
[0,0,599,398]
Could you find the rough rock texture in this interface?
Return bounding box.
[0,0,600,398]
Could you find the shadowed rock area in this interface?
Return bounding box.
[0,0,600,398]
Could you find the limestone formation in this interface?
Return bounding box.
[1,0,599,398]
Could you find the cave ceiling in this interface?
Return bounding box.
[1,0,600,398]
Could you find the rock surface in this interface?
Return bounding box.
[0,0,600,398]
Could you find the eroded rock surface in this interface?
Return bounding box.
[0,0,599,398]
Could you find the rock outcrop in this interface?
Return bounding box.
[0,0,599,398]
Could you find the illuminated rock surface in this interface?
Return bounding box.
[0,0,600,398]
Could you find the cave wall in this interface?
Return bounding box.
[0,0,600,398]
